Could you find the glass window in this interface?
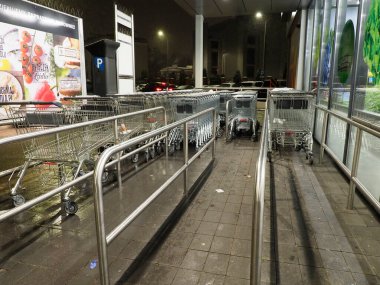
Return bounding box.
[353,0,380,127]
[331,4,359,114]
[310,0,324,91]
[317,1,336,106]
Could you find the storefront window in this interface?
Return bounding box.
[310,0,324,91]
[331,3,359,114]
[317,0,335,106]
[353,0,380,126]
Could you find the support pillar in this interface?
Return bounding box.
[296,9,307,90]
[195,14,204,88]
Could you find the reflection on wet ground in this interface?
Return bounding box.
[0,134,213,284]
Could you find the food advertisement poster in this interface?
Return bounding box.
[0,0,84,119]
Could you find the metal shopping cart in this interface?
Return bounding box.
[218,91,234,129]
[225,91,259,142]
[267,89,316,164]
[169,91,220,152]
[5,102,115,214]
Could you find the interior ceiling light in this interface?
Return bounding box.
[255,12,263,19]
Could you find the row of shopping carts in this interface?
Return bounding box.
[2,87,316,214]
[3,95,168,213]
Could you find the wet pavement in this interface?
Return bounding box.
[1,128,380,284]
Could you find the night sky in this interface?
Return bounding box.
[119,0,195,64]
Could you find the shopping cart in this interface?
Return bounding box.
[168,91,220,151]
[225,91,259,142]
[5,102,115,214]
[267,89,316,164]
[218,91,234,124]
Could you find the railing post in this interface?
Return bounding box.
[183,122,188,195]
[347,128,362,210]
[93,157,110,285]
[113,119,122,188]
[319,110,328,163]
[212,109,216,160]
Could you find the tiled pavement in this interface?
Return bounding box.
[123,140,380,285]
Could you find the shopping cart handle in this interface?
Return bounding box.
[51,101,63,108]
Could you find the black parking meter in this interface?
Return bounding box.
[86,39,120,96]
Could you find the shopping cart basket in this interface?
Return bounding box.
[267,89,316,164]
[169,91,220,151]
[226,91,259,142]
[5,102,115,214]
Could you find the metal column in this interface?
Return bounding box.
[195,14,204,88]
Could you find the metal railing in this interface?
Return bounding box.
[93,108,217,285]
[0,106,166,222]
[317,106,380,213]
[250,105,269,285]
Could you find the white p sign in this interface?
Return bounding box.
[94,57,105,71]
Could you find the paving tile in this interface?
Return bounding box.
[277,243,298,264]
[296,246,323,267]
[277,262,302,285]
[342,252,375,275]
[172,268,200,285]
[224,203,241,214]
[319,249,349,271]
[152,245,188,266]
[181,250,208,271]
[299,265,329,285]
[262,242,275,261]
[210,236,233,255]
[220,212,239,225]
[260,260,277,283]
[366,256,380,276]
[276,229,295,245]
[335,236,362,254]
[226,256,250,279]
[203,253,230,275]
[215,223,236,238]
[168,231,194,248]
[314,234,341,251]
[197,221,218,235]
[231,238,251,258]
[227,195,243,204]
[356,238,380,257]
[139,263,177,285]
[223,276,250,285]
[209,202,226,212]
[190,234,214,251]
[197,272,225,285]
[325,269,355,285]
[234,225,252,240]
[352,272,380,285]
[203,210,223,223]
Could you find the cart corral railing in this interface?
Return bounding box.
[250,104,268,285]
[317,105,380,214]
[93,107,217,284]
[203,86,270,99]
[0,106,166,222]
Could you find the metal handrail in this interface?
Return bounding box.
[316,105,380,213]
[250,104,269,285]
[93,108,217,285]
[0,106,166,222]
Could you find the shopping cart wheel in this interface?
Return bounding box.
[132,154,139,163]
[308,155,314,165]
[64,201,78,215]
[168,144,175,154]
[12,194,25,207]
[149,147,155,159]
[267,152,272,162]
[101,171,116,185]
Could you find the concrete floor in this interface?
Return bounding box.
[0,135,379,284]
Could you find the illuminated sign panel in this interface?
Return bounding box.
[0,0,84,117]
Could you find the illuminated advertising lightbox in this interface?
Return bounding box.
[0,0,86,118]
